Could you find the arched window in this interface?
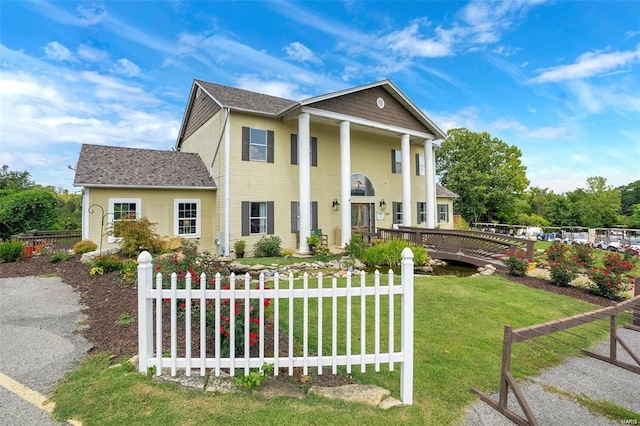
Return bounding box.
[351,173,375,196]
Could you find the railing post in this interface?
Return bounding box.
[137,251,154,374]
[400,247,414,405]
[526,240,534,262]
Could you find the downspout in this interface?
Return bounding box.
[223,108,231,257]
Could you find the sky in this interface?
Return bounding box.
[1,0,639,194]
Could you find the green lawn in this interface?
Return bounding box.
[52,274,611,425]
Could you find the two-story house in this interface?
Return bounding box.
[74,79,455,256]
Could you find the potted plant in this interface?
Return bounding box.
[306,234,320,254]
[234,240,246,258]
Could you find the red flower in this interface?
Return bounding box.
[155,265,161,271]
[220,326,225,334]
[179,302,186,309]
[264,299,271,308]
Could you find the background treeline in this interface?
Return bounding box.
[0,165,81,240]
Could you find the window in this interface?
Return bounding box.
[108,198,141,243]
[290,201,318,233]
[391,149,402,173]
[242,127,274,163]
[174,199,200,237]
[417,202,427,224]
[242,201,274,236]
[290,134,318,166]
[393,201,403,224]
[416,153,425,176]
[438,204,449,223]
[350,173,375,196]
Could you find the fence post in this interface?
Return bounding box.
[634,277,640,328]
[400,247,414,405]
[137,251,154,373]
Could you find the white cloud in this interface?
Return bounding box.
[570,153,589,163]
[492,45,519,57]
[110,58,141,77]
[527,107,537,113]
[234,75,310,100]
[529,46,640,83]
[380,21,453,58]
[42,41,75,62]
[624,30,640,40]
[285,42,322,65]
[77,44,109,62]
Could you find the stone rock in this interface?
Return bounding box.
[80,247,120,263]
[415,266,433,274]
[229,262,250,274]
[485,264,496,271]
[378,396,404,410]
[480,268,494,276]
[204,371,242,395]
[249,264,267,272]
[308,384,390,407]
[153,368,208,391]
[252,377,305,399]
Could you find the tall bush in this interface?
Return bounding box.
[115,216,162,256]
[0,189,58,239]
[0,240,25,262]
[253,235,281,257]
[360,239,428,268]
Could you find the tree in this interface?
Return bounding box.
[436,128,529,224]
[567,177,621,228]
[0,165,34,192]
[619,180,640,216]
[0,189,58,239]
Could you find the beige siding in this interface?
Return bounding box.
[85,188,216,253]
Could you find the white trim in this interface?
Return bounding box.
[107,198,141,244]
[297,107,437,140]
[174,199,201,238]
[82,187,90,240]
[224,108,230,257]
[76,184,216,190]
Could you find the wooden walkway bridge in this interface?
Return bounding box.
[375,227,535,271]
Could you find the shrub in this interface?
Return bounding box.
[114,216,162,257]
[306,234,320,253]
[253,235,281,257]
[545,241,570,263]
[502,250,529,276]
[73,239,97,254]
[0,189,58,240]
[602,252,635,275]
[345,234,366,259]
[571,244,594,268]
[50,251,71,263]
[361,239,428,268]
[549,261,576,287]
[117,259,138,286]
[234,240,246,253]
[0,240,25,262]
[313,245,331,259]
[92,254,123,273]
[588,267,632,299]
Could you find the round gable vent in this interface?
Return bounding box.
[376,97,385,109]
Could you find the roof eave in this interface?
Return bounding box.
[74,183,217,190]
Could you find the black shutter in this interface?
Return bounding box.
[391,149,396,173]
[417,202,421,224]
[267,201,274,234]
[267,130,274,163]
[311,137,318,167]
[392,202,398,224]
[291,201,299,232]
[290,134,298,165]
[415,153,420,175]
[242,127,250,161]
[241,201,250,236]
[311,201,318,230]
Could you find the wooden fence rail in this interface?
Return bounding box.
[137,248,416,404]
[11,229,81,257]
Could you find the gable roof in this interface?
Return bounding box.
[195,79,298,116]
[436,184,457,198]
[73,144,216,189]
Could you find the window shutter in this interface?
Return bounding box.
[417,202,421,224]
[391,149,396,173]
[392,202,398,223]
[290,134,298,165]
[241,201,250,236]
[267,130,275,163]
[291,201,299,232]
[311,201,318,230]
[311,137,318,167]
[415,153,420,176]
[242,127,250,161]
[267,201,274,234]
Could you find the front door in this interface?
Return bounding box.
[351,203,374,235]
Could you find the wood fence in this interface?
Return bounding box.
[137,248,416,404]
[11,229,81,257]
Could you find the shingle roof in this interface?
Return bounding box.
[195,79,298,115]
[73,144,216,188]
[436,184,457,198]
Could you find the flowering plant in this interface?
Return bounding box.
[545,241,570,263]
[502,250,529,276]
[588,267,632,300]
[549,261,577,287]
[571,244,594,268]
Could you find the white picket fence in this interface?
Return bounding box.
[137,248,415,404]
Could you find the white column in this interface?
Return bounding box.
[424,138,435,228]
[298,112,311,254]
[82,187,90,240]
[340,121,351,248]
[432,146,437,226]
[401,134,411,226]
[223,109,231,256]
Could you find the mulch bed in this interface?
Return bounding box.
[0,255,619,386]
